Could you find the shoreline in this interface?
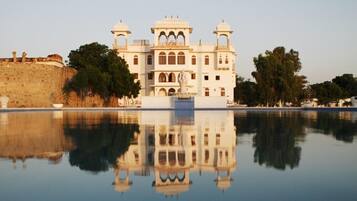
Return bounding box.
[1,107,356,113]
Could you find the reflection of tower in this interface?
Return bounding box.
[152,168,191,197]
[113,168,132,193]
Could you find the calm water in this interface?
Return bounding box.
[0,110,356,201]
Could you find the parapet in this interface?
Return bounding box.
[0,51,65,68]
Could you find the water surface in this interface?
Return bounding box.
[0,111,356,201]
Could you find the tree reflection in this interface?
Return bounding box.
[306,112,357,143]
[235,112,306,170]
[64,113,139,172]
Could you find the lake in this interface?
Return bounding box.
[0,110,356,201]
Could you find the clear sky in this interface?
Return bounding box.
[0,0,356,83]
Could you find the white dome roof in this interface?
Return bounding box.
[152,16,191,29]
[215,20,233,33]
[112,20,131,33]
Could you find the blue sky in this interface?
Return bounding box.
[0,0,356,83]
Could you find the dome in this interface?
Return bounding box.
[112,20,131,33]
[151,16,192,33]
[214,20,233,33]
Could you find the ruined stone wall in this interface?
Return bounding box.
[0,62,117,107]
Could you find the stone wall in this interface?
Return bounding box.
[0,62,117,107]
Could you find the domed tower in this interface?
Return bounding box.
[111,20,131,50]
[213,20,233,49]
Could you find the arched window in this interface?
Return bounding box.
[159,52,166,65]
[205,88,209,96]
[177,52,185,64]
[133,55,138,65]
[168,52,176,65]
[191,55,196,65]
[221,88,225,96]
[158,88,167,96]
[147,55,153,65]
[115,34,126,48]
[225,55,229,64]
[218,34,229,47]
[159,32,167,45]
[204,55,209,65]
[168,32,176,45]
[168,73,176,82]
[219,56,222,64]
[177,32,185,45]
[168,88,176,96]
[159,73,167,82]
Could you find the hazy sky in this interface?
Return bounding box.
[0,0,356,83]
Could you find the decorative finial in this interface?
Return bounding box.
[120,19,122,23]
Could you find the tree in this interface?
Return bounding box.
[332,74,357,97]
[64,42,140,103]
[64,114,139,172]
[252,47,306,106]
[234,76,259,106]
[310,81,343,105]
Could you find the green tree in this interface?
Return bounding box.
[252,47,306,106]
[310,81,343,105]
[64,42,140,103]
[332,74,357,97]
[234,76,259,106]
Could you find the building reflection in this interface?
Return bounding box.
[113,111,237,196]
[0,112,73,168]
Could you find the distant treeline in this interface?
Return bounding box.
[234,47,356,106]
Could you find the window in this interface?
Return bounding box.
[216,134,221,145]
[159,134,167,145]
[133,55,138,65]
[169,151,176,166]
[147,55,153,65]
[191,55,196,65]
[191,73,196,80]
[221,88,225,96]
[177,52,185,64]
[205,88,209,96]
[204,55,209,65]
[219,56,222,64]
[225,55,229,64]
[148,72,153,80]
[168,73,176,82]
[168,52,176,65]
[192,151,197,164]
[216,75,220,80]
[159,52,166,65]
[191,136,196,145]
[168,88,175,96]
[205,150,209,163]
[132,73,138,79]
[204,134,209,145]
[204,75,209,80]
[169,134,175,145]
[159,151,166,165]
[159,73,166,82]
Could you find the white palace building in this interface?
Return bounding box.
[111,16,237,107]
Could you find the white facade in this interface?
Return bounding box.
[111,17,237,103]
